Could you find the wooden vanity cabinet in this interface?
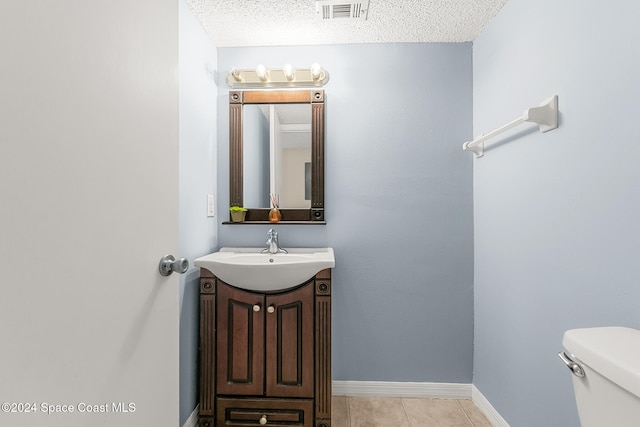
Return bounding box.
[199,268,332,427]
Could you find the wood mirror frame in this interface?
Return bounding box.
[228,90,325,223]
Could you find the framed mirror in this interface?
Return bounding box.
[228,90,325,223]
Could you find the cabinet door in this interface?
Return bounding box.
[217,284,264,396]
[265,283,314,397]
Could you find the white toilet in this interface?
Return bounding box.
[560,326,640,426]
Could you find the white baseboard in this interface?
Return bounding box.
[332,380,472,399]
[472,385,510,427]
[182,404,199,427]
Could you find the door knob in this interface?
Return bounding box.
[158,254,189,276]
[259,414,268,425]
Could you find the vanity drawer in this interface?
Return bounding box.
[216,397,313,426]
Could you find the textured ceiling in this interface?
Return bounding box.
[187,0,510,47]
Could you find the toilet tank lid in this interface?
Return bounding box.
[563,326,640,399]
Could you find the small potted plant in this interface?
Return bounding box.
[229,206,248,223]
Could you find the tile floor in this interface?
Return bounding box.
[332,396,492,427]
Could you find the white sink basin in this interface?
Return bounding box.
[194,247,335,292]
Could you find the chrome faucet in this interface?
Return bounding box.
[262,228,287,254]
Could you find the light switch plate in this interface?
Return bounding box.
[207,195,215,217]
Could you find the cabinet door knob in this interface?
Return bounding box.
[267,305,275,314]
[259,414,268,425]
[253,304,261,312]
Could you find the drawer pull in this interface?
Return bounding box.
[253,304,261,312]
[267,305,275,314]
[259,414,268,425]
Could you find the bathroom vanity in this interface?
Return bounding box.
[198,266,332,427]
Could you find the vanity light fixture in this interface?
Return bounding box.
[225,64,330,88]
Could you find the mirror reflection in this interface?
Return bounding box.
[243,104,312,209]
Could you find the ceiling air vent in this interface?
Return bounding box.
[315,0,370,20]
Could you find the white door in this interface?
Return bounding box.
[0,1,180,426]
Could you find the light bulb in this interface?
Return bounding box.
[256,64,268,81]
[283,64,294,81]
[311,63,322,80]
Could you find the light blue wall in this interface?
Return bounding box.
[178,0,218,424]
[243,106,270,207]
[217,44,474,383]
[472,0,640,425]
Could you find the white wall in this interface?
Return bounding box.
[178,0,218,424]
[472,0,640,425]
[281,148,311,208]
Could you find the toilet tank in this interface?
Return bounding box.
[562,327,640,427]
